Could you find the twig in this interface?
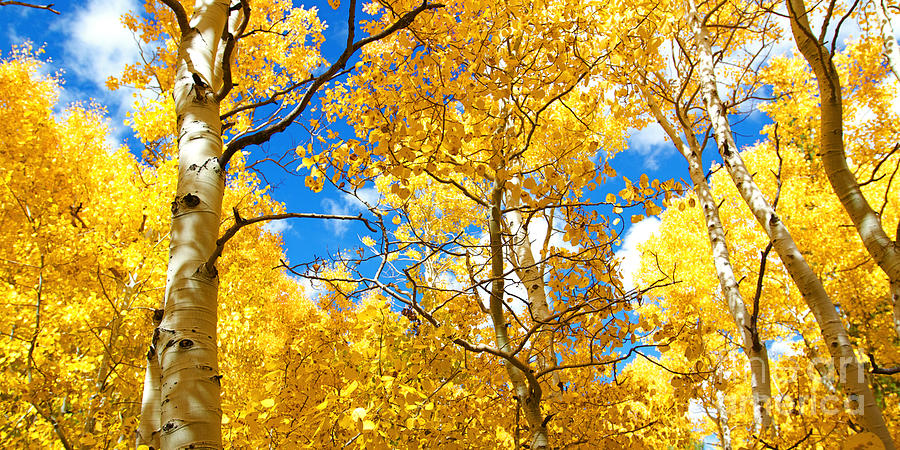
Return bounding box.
[0,1,59,14]
[205,208,377,272]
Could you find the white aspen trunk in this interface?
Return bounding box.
[686,1,895,446]
[139,1,230,448]
[715,389,733,450]
[137,345,162,448]
[788,0,900,342]
[641,87,774,431]
[506,189,563,401]
[489,184,549,449]
[876,0,900,83]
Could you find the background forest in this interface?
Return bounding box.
[0,0,899,448]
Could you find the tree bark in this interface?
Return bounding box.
[640,85,774,432]
[876,0,900,83]
[140,1,231,448]
[506,188,563,401]
[715,388,733,450]
[686,0,894,446]
[488,183,549,449]
[787,0,900,342]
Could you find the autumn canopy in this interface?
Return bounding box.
[0,0,898,448]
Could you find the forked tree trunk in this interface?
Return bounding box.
[137,1,230,448]
[506,189,563,401]
[640,87,774,432]
[685,0,894,446]
[488,184,549,449]
[788,0,900,341]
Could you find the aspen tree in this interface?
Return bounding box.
[685,0,894,445]
[133,1,439,447]
[639,83,774,432]
[786,0,900,341]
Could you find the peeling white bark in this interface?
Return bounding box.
[715,389,733,450]
[686,0,894,446]
[876,0,900,83]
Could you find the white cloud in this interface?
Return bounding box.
[262,220,292,235]
[293,273,325,302]
[321,187,382,236]
[768,338,802,359]
[614,217,661,291]
[62,0,140,89]
[57,0,143,141]
[687,398,707,424]
[626,123,672,170]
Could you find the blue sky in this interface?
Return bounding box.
[0,0,779,281]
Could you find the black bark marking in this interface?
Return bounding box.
[178,339,194,349]
[183,193,201,207]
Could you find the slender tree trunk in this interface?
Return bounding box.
[686,0,894,446]
[506,189,562,401]
[488,183,548,449]
[876,0,900,83]
[138,1,230,448]
[640,86,774,432]
[787,0,900,341]
[715,388,733,450]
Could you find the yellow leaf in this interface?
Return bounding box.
[343,380,359,397]
[261,398,275,408]
[362,420,376,431]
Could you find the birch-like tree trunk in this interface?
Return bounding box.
[686,0,894,446]
[876,0,900,83]
[640,87,774,432]
[787,0,900,341]
[137,1,231,448]
[715,388,733,450]
[506,189,563,401]
[488,184,549,449]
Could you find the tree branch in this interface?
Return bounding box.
[158,0,190,35]
[0,0,58,13]
[205,208,378,272]
[868,353,900,375]
[220,0,445,167]
[216,0,250,102]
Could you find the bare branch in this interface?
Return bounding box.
[216,0,251,102]
[0,0,58,13]
[868,353,900,375]
[205,208,377,272]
